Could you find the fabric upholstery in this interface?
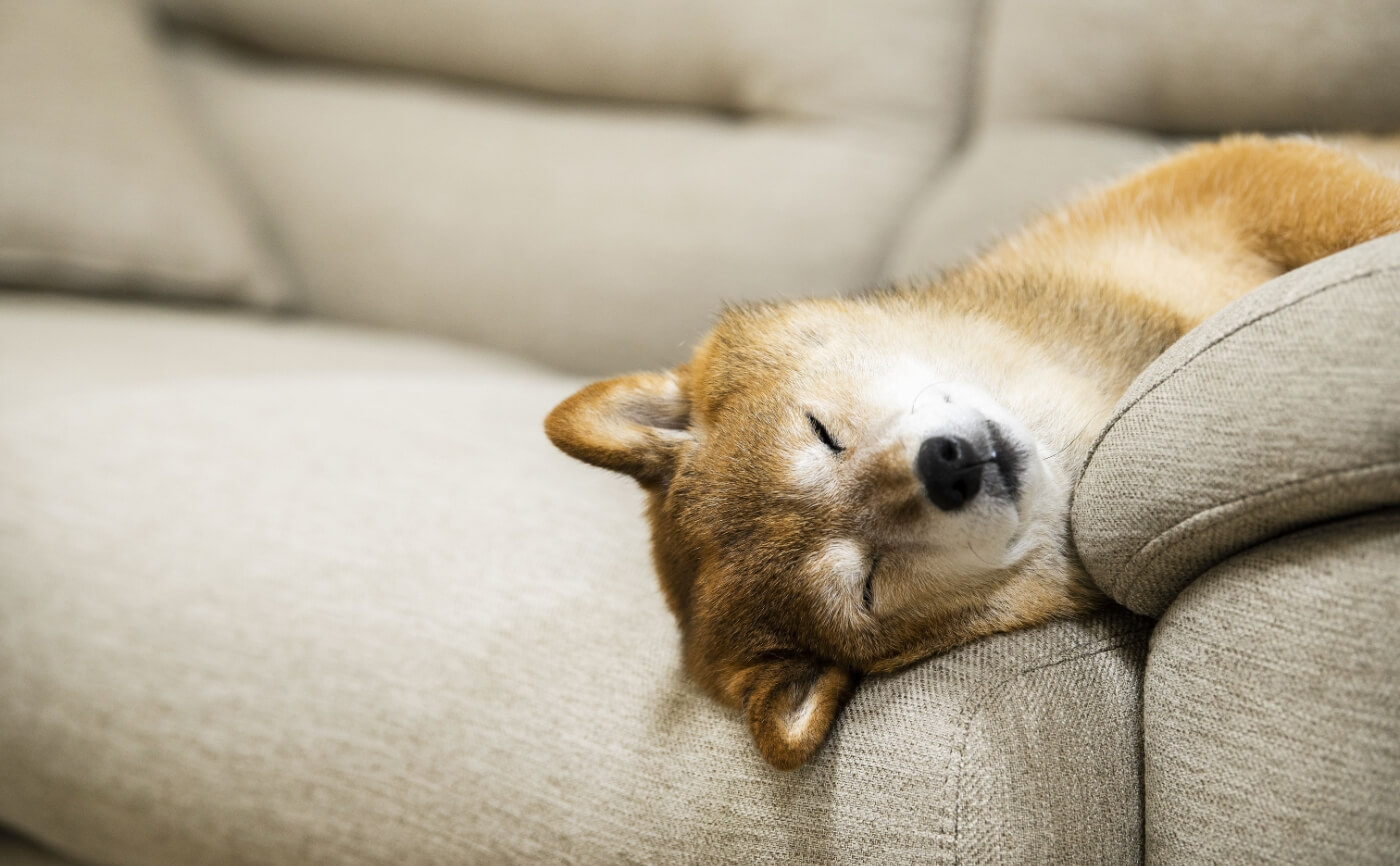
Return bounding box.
[0,302,1150,865]
[0,832,82,866]
[157,0,975,125]
[0,0,285,305]
[982,0,1400,133]
[0,294,542,412]
[881,122,1176,278]
[1144,511,1400,865]
[1072,233,1400,617]
[167,35,959,375]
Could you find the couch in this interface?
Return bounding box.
[2,0,1398,863]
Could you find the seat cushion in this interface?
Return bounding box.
[0,0,285,305]
[0,298,1151,864]
[0,294,541,411]
[1071,233,1400,617]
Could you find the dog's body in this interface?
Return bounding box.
[547,136,1400,769]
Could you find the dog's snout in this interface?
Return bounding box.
[916,435,986,511]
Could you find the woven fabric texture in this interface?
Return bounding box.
[1072,233,1400,617]
[1144,511,1400,865]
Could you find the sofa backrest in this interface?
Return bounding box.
[154,0,980,374]
[9,0,1400,374]
[981,0,1400,133]
[158,0,966,126]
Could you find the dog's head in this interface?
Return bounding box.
[546,292,1103,768]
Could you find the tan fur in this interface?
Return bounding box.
[545,135,1400,770]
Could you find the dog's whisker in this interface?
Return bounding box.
[967,540,994,567]
[909,381,951,414]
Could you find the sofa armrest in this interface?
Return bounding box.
[1141,510,1400,864]
[1071,232,1400,617]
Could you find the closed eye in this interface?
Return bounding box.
[806,412,844,455]
[863,555,878,610]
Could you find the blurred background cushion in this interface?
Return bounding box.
[0,0,286,305]
[1071,233,1400,617]
[0,830,80,866]
[147,0,983,375]
[982,0,1400,133]
[880,122,1176,277]
[156,0,975,124]
[169,34,966,375]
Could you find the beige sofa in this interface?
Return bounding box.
[2,1,1398,863]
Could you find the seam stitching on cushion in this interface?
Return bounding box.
[932,624,1146,856]
[1127,460,1400,574]
[1071,260,1400,519]
[949,624,1152,864]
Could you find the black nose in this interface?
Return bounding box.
[917,435,986,511]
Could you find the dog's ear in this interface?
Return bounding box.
[740,656,858,771]
[545,369,691,485]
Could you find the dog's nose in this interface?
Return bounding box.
[917,435,986,511]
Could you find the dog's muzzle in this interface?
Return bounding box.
[916,435,986,510]
[916,423,1022,511]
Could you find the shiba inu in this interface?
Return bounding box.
[546,136,1400,770]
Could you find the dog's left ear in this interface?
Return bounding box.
[739,656,858,770]
[545,368,691,486]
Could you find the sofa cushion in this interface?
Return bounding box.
[168,39,958,376]
[881,122,1175,278]
[1143,511,1400,864]
[0,831,83,866]
[0,300,1152,864]
[157,0,975,126]
[0,0,286,305]
[983,0,1400,133]
[1071,233,1400,617]
[0,294,540,412]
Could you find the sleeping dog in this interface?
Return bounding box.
[546,136,1400,769]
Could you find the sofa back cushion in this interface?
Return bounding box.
[157,0,965,124]
[0,0,287,305]
[160,1,978,374]
[1071,233,1400,617]
[983,0,1400,133]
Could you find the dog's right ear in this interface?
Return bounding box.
[545,369,691,485]
[739,655,858,771]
